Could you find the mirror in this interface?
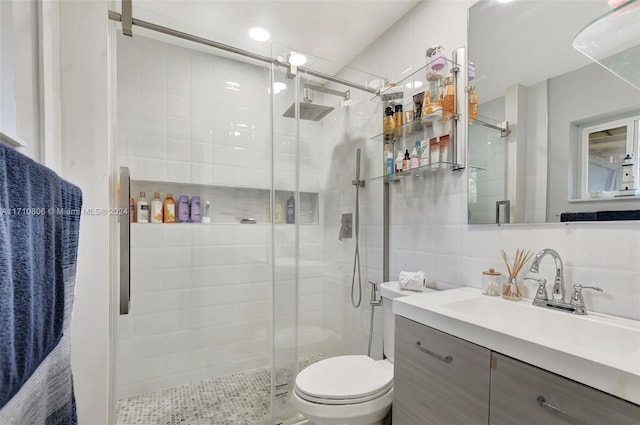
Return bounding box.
[467,1,640,224]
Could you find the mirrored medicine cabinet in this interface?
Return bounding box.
[467,0,640,225]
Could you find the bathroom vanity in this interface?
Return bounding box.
[392,288,640,425]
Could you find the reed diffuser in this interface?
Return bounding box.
[500,248,534,301]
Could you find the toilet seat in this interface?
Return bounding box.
[295,355,393,405]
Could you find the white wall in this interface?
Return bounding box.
[59,1,112,424]
[345,0,640,321]
[0,0,41,160]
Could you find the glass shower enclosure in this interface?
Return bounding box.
[110,7,383,425]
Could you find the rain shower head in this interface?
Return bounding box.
[282,85,346,121]
[282,102,335,121]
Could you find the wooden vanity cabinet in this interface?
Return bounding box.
[393,316,491,425]
[490,352,640,425]
[393,316,640,425]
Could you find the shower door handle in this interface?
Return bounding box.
[119,166,131,315]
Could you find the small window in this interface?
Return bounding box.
[579,116,638,199]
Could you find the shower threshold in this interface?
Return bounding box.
[116,354,325,425]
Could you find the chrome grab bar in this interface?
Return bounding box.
[415,341,453,363]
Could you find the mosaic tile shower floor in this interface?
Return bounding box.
[116,355,325,425]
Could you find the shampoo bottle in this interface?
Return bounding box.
[190,196,202,222]
[163,193,176,223]
[386,145,394,176]
[150,192,163,223]
[136,192,149,223]
[177,195,190,222]
[286,192,295,224]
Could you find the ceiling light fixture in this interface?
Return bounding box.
[249,27,270,42]
[288,52,307,66]
[273,82,287,94]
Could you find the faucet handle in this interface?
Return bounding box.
[570,283,603,315]
[525,277,548,301]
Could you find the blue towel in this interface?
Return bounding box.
[0,144,82,425]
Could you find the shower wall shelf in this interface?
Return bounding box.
[130,179,319,225]
[370,162,485,182]
[370,112,460,144]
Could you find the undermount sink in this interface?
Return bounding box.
[393,287,640,404]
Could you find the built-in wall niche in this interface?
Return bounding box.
[130,180,319,225]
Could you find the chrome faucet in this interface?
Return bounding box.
[527,249,604,315]
[529,248,565,302]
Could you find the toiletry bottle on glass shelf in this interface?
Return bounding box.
[420,139,430,165]
[440,75,455,120]
[384,143,393,176]
[395,151,404,173]
[403,149,410,171]
[439,135,451,167]
[136,192,149,223]
[429,137,439,165]
[468,85,478,121]
[129,195,136,223]
[190,196,202,222]
[163,193,176,223]
[383,106,395,139]
[150,192,163,223]
[286,192,295,224]
[410,141,421,169]
[394,104,404,138]
[177,195,190,222]
[426,45,446,82]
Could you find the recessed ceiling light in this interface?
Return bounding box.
[249,27,270,42]
[289,52,307,66]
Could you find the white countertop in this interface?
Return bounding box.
[393,287,640,404]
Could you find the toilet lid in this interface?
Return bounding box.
[295,355,393,405]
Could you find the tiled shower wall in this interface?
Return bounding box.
[115,34,327,398]
[343,0,640,321]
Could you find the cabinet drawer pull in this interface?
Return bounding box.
[537,396,585,425]
[415,341,453,363]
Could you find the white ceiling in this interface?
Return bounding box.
[131,0,421,73]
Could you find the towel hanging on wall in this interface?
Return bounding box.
[0,145,82,425]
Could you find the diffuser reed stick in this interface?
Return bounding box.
[500,248,534,300]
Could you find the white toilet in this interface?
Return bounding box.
[291,281,433,425]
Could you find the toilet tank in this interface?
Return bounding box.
[379,281,435,363]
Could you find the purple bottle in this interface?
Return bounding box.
[177,195,190,222]
[190,196,202,222]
